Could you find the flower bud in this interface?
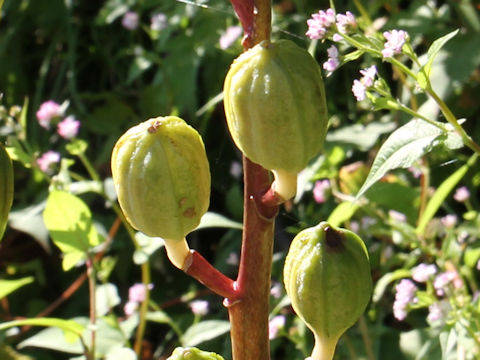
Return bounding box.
[223,40,328,200]
[284,222,372,360]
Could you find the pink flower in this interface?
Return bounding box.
[229,161,242,179]
[393,279,417,321]
[124,301,138,316]
[411,263,437,283]
[352,79,366,101]
[352,65,377,101]
[36,101,63,129]
[382,30,407,58]
[122,11,139,30]
[189,300,209,316]
[128,283,153,303]
[433,271,462,296]
[57,116,80,139]
[389,210,407,223]
[36,151,61,173]
[270,282,282,299]
[441,214,457,228]
[306,8,336,40]
[313,179,330,203]
[323,45,339,76]
[219,26,243,49]
[336,11,356,33]
[453,186,470,202]
[359,65,377,87]
[150,13,167,31]
[268,315,286,339]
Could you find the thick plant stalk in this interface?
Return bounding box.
[227,158,277,360]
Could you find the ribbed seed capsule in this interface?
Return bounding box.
[284,222,372,360]
[167,347,224,360]
[111,117,211,268]
[223,39,328,200]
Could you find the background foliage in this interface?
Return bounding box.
[1,0,480,359]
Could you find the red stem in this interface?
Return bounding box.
[184,250,238,300]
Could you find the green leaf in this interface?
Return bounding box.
[96,283,120,316]
[9,202,50,251]
[5,145,32,167]
[0,318,84,341]
[420,29,459,83]
[0,277,34,299]
[17,317,125,356]
[181,320,231,347]
[464,247,480,269]
[0,144,14,240]
[416,157,474,234]
[195,212,243,231]
[43,191,99,270]
[356,119,460,199]
[133,232,165,265]
[327,201,359,227]
[146,310,174,325]
[326,121,397,152]
[106,347,137,360]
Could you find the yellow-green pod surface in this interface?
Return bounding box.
[0,144,13,239]
[111,117,210,241]
[167,347,224,360]
[284,222,372,359]
[223,39,328,174]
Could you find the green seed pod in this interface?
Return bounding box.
[0,144,13,240]
[167,347,224,360]
[284,222,372,360]
[111,117,211,268]
[223,39,328,200]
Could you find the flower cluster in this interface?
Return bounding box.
[312,179,331,203]
[323,46,339,76]
[121,10,168,32]
[124,283,154,316]
[306,8,410,103]
[189,300,209,316]
[393,279,417,321]
[306,8,356,41]
[35,100,81,173]
[352,65,378,101]
[36,100,80,139]
[382,30,408,58]
[393,263,464,325]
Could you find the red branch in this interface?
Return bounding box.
[229,0,254,43]
[184,250,238,300]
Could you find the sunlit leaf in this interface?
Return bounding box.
[0,318,84,344]
[181,320,230,347]
[43,191,100,270]
[356,119,462,199]
[195,212,243,231]
[327,201,359,227]
[421,29,459,81]
[0,277,34,299]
